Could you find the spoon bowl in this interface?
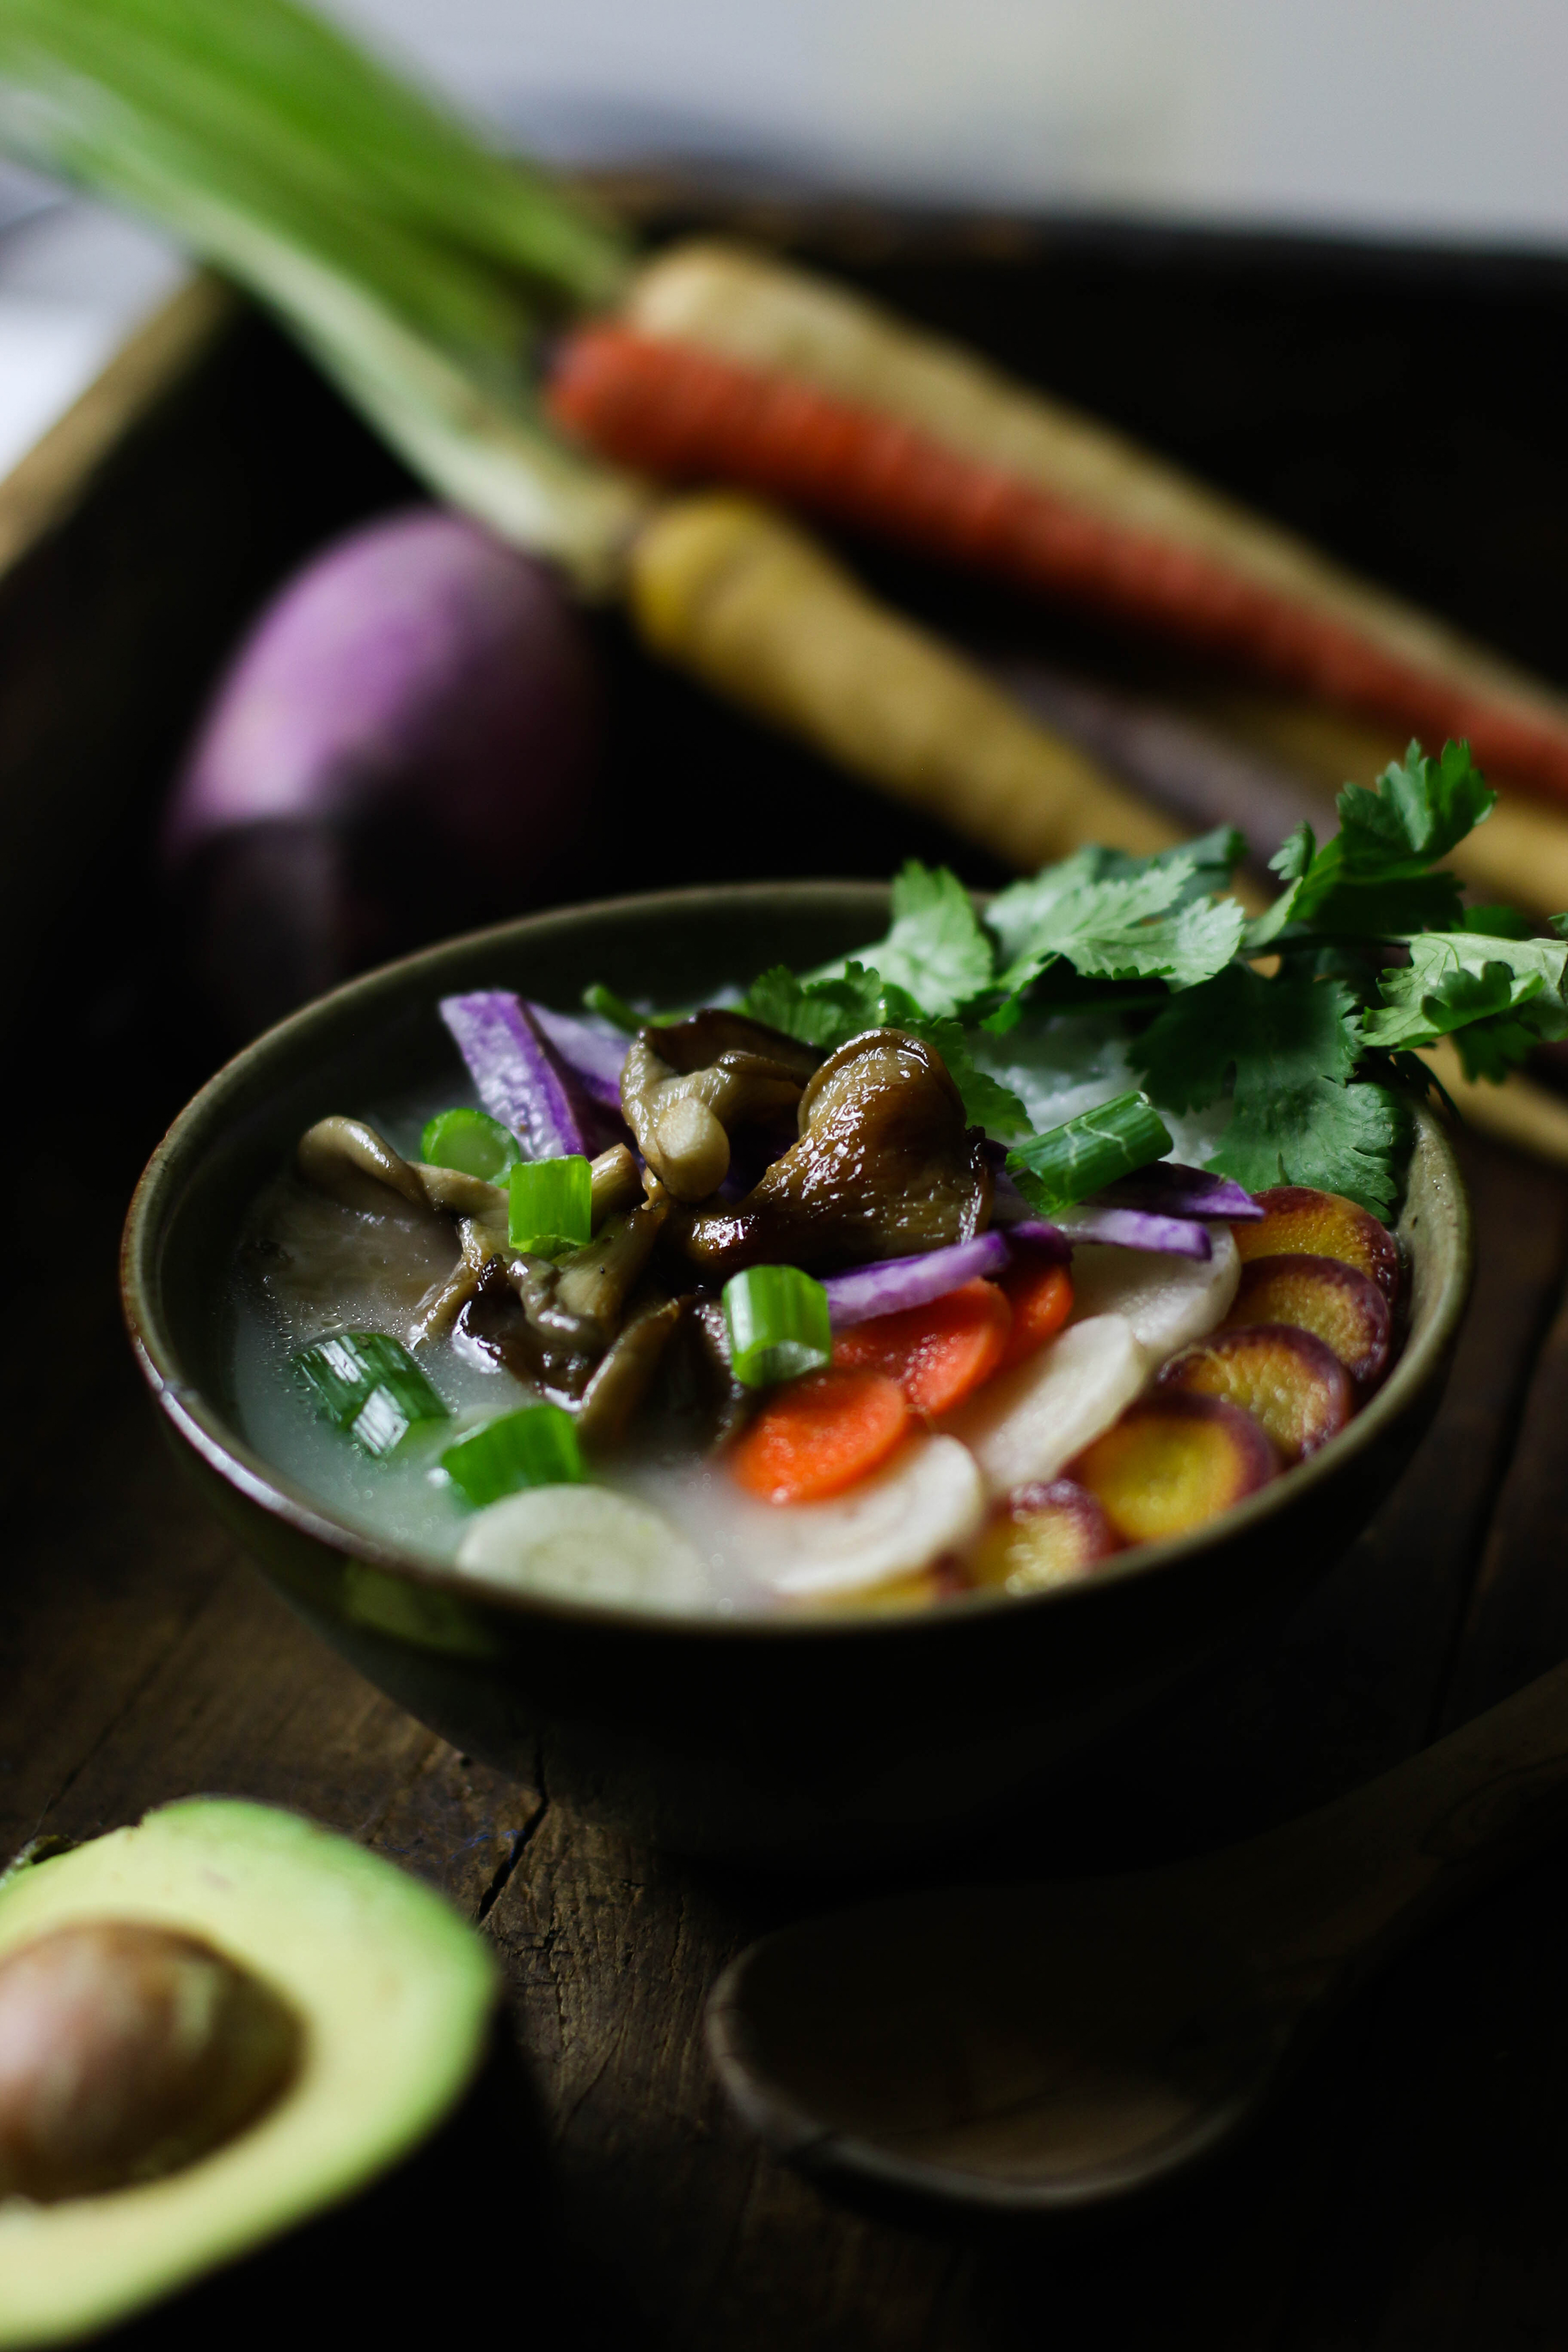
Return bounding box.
[708,1655,1568,2206]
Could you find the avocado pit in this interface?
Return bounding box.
[0,1919,301,2203]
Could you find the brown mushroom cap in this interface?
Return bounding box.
[671,1028,992,1277]
[621,1013,823,1203]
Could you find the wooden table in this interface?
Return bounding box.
[10,216,1568,2350]
[8,1021,1568,2351]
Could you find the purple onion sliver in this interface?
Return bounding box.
[1007,1219,1072,1260]
[525,1002,628,1110]
[1097,1161,1262,1220]
[1054,1205,1213,1259]
[440,990,601,1160]
[824,1232,1013,1330]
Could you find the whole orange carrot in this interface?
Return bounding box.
[550,319,1568,806]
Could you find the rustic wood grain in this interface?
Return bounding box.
[4,1109,1565,2349]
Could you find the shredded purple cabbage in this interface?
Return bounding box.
[996,1218,1071,1260]
[823,1232,1013,1328]
[440,990,625,1160]
[525,1002,628,1111]
[1051,1205,1213,1259]
[1096,1162,1261,1220]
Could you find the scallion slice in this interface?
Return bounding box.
[508,1154,593,1253]
[1005,1091,1173,1216]
[293,1331,448,1458]
[581,983,643,1034]
[723,1266,833,1388]
[420,1106,520,1183]
[441,1403,585,1507]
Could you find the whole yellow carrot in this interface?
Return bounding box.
[552,239,1568,812]
[629,493,1183,875]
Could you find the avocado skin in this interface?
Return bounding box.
[102,2022,565,2346]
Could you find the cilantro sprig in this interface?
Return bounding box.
[726,740,1554,1218]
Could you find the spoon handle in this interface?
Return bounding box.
[1215,1654,1568,1990]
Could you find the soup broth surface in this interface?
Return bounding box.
[228,1010,1230,1616]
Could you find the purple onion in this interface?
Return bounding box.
[440,990,624,1160]
[999,1218,1071,1259]
[1096,1162,1262,1220]
[823,1233,1013,1329]
[525,1002,628,1110]
[1052,1205,1213,1259]
[164,507,600,1039]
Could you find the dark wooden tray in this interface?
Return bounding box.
[7,209,1568,2346]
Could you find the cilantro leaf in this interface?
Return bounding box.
[1360,930,1568,1079]
[853,862,995,1017]
[987,830,1245,1003]
[915,1016,1034,1140]
[742,961,888,1051]
[1275,740,1492,938]
[1337,738,1495,869]
[742,961,1030,1137]
[1134,965,1408,1215]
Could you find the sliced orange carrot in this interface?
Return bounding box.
[997,1258,1073,1369]
[731,1367,910,1504]
[832,1278,1011,1417]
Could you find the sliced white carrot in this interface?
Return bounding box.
[744,1433,986,1599]
[1068,1226,1239,1360]
[942,1314,1147,1501]
[455,1485,712,1613]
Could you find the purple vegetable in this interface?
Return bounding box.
[1000,1218,1071,1260]
[165,506,600,1039]
[440,990,624,1160]
[525,1003,627,1111]
[1051,1206,1213,1259]
[823,1233,1013,1329]
[1096,1163,1262,1220]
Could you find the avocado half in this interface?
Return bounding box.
[0,1799,497,2347]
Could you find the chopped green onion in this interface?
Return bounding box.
[723,1265,833,1388]
[581,983,644,1034]
[293,1330,448,1458]
[420,1106,521,1183]
[508,1154,593,1253]
[1006,1090,1173,1215]
[441,1403,585,1507]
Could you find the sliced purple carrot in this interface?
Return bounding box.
[525,1002,629,1110]
[440,990,625,1160]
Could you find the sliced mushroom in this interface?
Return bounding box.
[508,1195,670,1358]
[576,1296,683,1452]
[660,1295,751,1449]
[671,1028,991,1277]
[410,1163,510,1224]
[408,1217,510,1348]
[620,1012,821,1203]
[302,1117,638,1240]
[297,1117,431,1215]
[590,1143,643,1224]
[451,1262,596,1402]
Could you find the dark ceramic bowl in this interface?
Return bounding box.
[122,884,1471,1865]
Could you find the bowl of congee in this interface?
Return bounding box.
[125,784,1488,1861]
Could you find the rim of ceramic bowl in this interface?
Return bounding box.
[122,880,1473,1646]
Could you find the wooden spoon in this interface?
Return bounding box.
[707,1655,1568,2211]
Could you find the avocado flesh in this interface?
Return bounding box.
[0,1800,496,2348]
